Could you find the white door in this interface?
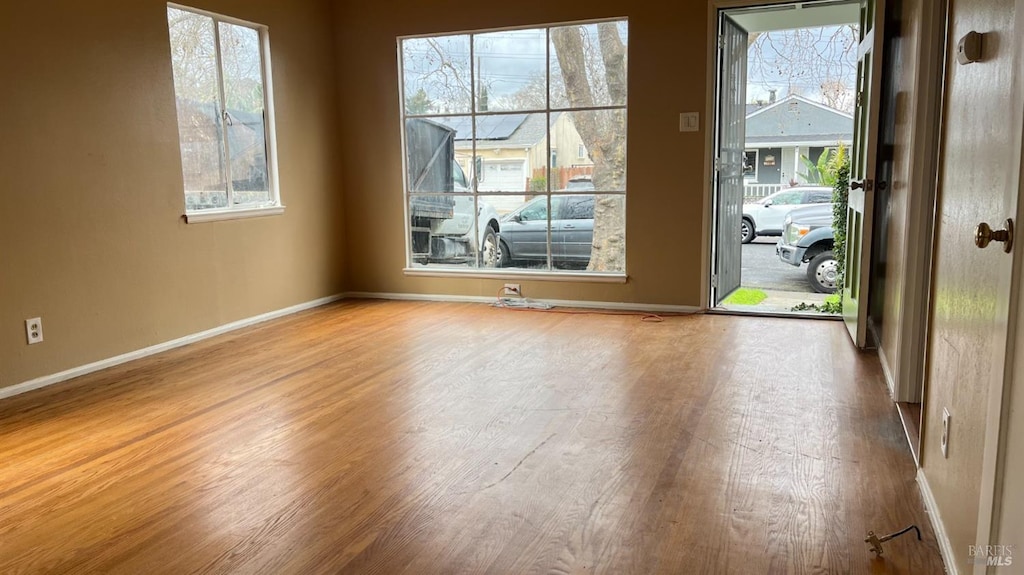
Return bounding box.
[843,0,885,346]
[713,14,748,305]
[924,0,1020,564]
[479,160,525,192]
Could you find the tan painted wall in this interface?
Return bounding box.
[922,0,1020,564]
[0,0,345,390]
[334,0,707,304]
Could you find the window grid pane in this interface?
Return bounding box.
[400,19,627,274]
[167,5,278,214]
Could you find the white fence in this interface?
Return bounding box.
[744,183,784,201]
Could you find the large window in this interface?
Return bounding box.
[399,20,628,276]
[166,4,281,222]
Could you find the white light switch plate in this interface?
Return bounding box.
[679,112,700,132]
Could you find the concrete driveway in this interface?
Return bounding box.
[741,237,813,293]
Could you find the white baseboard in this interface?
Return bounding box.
[343,291,702,314]
[917,468,958,575]
[878,346,896,399]
[0,294,345,401]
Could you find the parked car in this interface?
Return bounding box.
[498,194,594,267]
[562,176,596,192]
[776,203,838,293]
[742,186,834,244]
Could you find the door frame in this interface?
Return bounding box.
[975,0,1024,566]
[883,0,947,407]
[703,0,946,411]
[702,0,870,309]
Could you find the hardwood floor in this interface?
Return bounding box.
[0,300,944,574]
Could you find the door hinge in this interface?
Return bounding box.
[714,157,722,171]
[711,274,719,288]
[718,35,725,49]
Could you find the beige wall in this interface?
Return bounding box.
[0,0,345,390]
[334,0,708,305]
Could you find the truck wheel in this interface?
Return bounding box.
[807,251,838,294]
[480,227,499,267]
[741,218,756,244]
[498,239,511,267]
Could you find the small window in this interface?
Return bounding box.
[772,191,803,205]
[453,161,469,190]
[577,143,587,158]
[806,190,833,203]
[167,5,281,221]
[743,150,757,179]
[563,197,595,220]
[519,199,547,222]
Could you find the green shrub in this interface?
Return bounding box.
[830,146,850,296]
[791,294,842,314]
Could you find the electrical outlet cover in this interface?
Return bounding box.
[25,317,43,345]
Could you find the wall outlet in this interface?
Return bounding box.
[25,317,43,345]
[941,408,951,458]
[503,283,522,296]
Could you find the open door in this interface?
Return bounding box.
[843,0,885,346]
[713,14,748,306]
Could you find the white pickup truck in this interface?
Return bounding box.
[406,119,501,266]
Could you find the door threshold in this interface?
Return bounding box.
[708,307,842,320]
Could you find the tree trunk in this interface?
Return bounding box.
[551,24,627,272]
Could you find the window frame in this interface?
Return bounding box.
[743,149,758,180]
[398,19,628,281]
[166,3,283,224]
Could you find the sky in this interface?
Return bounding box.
[401,22,628,114]
[746,25,858,110]
[400,23,855,115]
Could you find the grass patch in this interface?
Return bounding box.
[723,288,768,306]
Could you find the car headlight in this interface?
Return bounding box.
[784,223,812,245]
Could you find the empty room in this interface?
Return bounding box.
[2,0,1023,573]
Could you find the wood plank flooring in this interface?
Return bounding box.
[0,300,945,574]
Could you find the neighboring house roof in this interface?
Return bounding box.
[434,113,552,150]
[746,103,766,116]
[745,95,853,146]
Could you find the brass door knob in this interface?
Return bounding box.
[975,219,1014,252]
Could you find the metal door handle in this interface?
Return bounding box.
[975,219,1014,252]
[564,224,575,229]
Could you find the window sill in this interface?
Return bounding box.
[185,205,285,224]
[403,268,628,283]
